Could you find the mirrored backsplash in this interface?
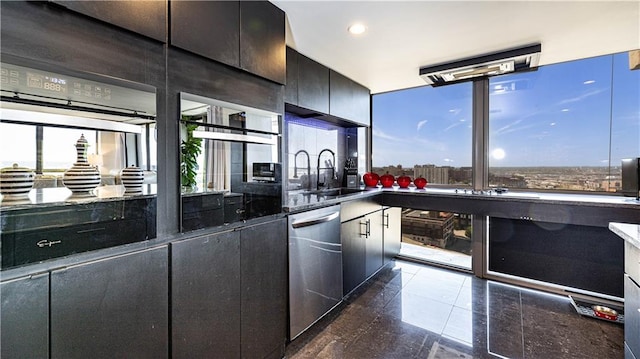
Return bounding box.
[285,113,366,192]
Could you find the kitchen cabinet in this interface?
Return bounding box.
[330,70,371,126]
[50,246,169,358]
[172,231,241,358]
[383,207,402,265]
[181,192,224,232]
[285,46,299,104]
[52,0,167,42]
[625,236,640,359]
[240,218,288,359]
[170,1,285,84]
[173,218,286,359]
[341,203,384,296]
[297,53,330,114]
[239,1,286,84]
[1,274,49,359]
[170,1,240,68]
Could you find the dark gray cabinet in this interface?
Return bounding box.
[172,231,241,358]
[342,209,384,296]
[52,0,167,42]
[50,247,169,358]
[297,53,330,114]
[1,274,49,359]
[285,46,299,104]
[240,1,286,84]
[170,1,285,84]
[330,70,371,126]
[240,218,288,359]
[383,207,402,265]
[341,216,367,296]
[170,1,240,68]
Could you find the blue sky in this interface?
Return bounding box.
[372,52,640,168]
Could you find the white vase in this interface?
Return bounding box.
[0,163,35,197]
[120,165,144,192]
[63,134,101,194]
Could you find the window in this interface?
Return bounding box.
[42,127,97,172]
[488,53,640,192]
[372,82,473,186]
[0,122,36,169]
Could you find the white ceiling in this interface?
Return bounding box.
[272,1,640,94]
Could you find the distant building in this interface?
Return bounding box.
[489,175,527,188]
[414,164,449,184]
[402,210,454,248]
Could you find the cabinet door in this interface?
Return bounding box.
[626,274,640,358]
[240,218,287,359]
[1,274,49,359]
[53,0,167,42]
[240,1,286,84]
[170,1,240,68]
[298,54,330,114]
[365,210,384,278]
[329,70,371,126]
[51,247,169,358]
[342,217,367,295]
[383,207,402,265]
[285,46,299,104]
[172,231,241,358]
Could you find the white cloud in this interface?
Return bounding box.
[417,120,428,131]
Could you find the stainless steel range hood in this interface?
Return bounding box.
[419,44,541,86]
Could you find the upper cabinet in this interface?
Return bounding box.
[52,0,167,42]
[170,1,240,69]
[330,70,371,127]
[170,0,285,84]
[297,54,330,114]
[286,47,371,126]
[240,1,286,84]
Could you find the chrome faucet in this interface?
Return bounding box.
[293,150,311,190]
[316,148,336,190]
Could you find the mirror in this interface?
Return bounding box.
[0,57,158,268]
[179,93,282,232]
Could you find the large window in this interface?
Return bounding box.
[0,122,36,169]
[372,82,473,186]
[488,52,640,192]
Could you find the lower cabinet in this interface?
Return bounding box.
[626,273,640,359]
[240,218,288,359]
[171,218,287,359]
[50,246,169,358]
[342,209,384,296]
[383,207,402,265]
[1,273,49,359]
[172,230,241,358]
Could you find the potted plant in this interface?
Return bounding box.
[180,119,202,191]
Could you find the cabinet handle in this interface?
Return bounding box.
[366,219,371,238]
[359,220,367,237]
[37,239,61,248]
[384,213,390,228]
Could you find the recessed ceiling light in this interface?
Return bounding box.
[348,23,366,35]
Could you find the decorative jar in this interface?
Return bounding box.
[0,163,35,197]
[63,134,101,193]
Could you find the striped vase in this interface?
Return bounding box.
[63,134,101,193]
[0,163,35,198]
[120,165,144,193]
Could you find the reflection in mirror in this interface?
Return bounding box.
[0,57,157,269]
[179,93,282,232]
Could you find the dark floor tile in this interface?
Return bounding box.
[485,282,525,359]
[345,314,436,359]
[323,302,380,344]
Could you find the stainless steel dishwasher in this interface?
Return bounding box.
[288,204,342,340]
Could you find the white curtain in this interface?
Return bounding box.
[205,106,230,191]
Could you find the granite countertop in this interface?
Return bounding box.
[284,185,640,213]
[0,184,157,211]
[609,222,640,249]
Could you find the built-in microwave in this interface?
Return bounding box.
[252,162,281,183]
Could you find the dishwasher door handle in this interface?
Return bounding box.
[291,211,340,228]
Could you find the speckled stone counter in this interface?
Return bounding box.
[609,222,640,250]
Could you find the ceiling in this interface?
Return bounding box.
[272,1,640,94]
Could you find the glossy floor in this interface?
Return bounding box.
[285,259,624,359]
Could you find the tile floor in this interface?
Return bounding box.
[285,259,624,359]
